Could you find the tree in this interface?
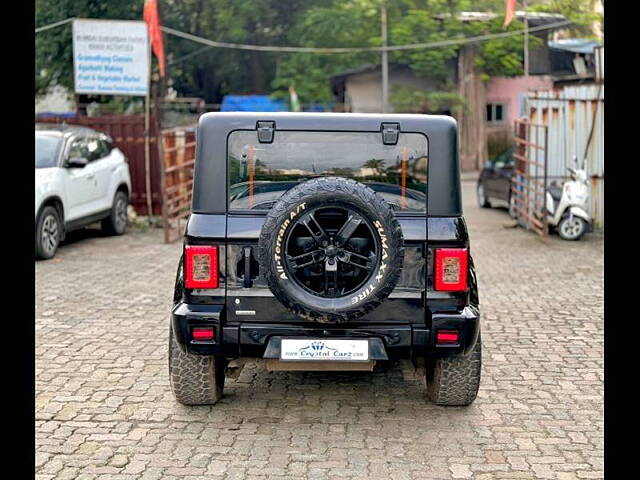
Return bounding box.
[530,0,603,39]
[36,0,599,106]
[35,0,320,102]
[271,0,533,107]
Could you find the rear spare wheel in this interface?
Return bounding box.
[258,177,404,323]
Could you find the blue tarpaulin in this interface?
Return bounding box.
[36,112,77,118]
[221,95,288,112]
[548,39,601,55]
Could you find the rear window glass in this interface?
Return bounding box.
[228,131,428,212]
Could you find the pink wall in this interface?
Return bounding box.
[485,76,553,127]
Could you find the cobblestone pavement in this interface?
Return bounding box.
[36,182,603,480]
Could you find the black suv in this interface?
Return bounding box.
[169,113,481,406]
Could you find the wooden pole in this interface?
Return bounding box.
[523,0,529,76]
[144,41,153,223]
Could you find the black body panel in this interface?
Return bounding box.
[185,213,464,243]
[171,302,479,359]
[176,214,479,359]
[192,113,461,217]
[173,113,479,362]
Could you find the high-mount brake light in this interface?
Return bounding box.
[434,248,468,291]
[185,246,219,289]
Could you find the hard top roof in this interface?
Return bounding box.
[193,112,462,217]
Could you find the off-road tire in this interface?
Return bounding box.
[168,325,226,405]
[258,177,404,323]
[426,333,481,406]
[36,206,61,260]
[102,190,129,236]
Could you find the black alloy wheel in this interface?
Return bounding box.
[283,206,380,298]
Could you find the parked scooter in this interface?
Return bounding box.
[546,156,591,241]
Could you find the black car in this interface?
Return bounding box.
[476,146,515,210]
[169,113,481,406]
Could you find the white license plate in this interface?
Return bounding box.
[280,339,369,361]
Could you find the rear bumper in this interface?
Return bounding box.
[171,302,480,359]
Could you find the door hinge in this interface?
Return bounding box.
[257,121,275,144]
[381,122,400,145]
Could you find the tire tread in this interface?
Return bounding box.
[258,177,404,323]
[426,334,482,406]
[168,326,225,405]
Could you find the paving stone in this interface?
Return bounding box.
[36,183,603,479]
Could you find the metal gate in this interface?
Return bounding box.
[161,127,196,243]
[511,119,548,236]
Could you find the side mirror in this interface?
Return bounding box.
[67,156,88,168]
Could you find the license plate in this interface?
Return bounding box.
[280,339,369,361]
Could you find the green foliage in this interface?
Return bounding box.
[36,0,596,105]
[388,9,464,82]
[271,1,380,102]
[470,18,542,79]
[391,85,465,114]
[271,0,549,105]
[529,0,603,39]
[89,97,143,115]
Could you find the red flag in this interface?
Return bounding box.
[143,0,166,77]
[503,0,517,29]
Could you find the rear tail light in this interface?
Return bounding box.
[434,248,468,291]
[436,329,460,345]
[185,246,219,289]
[192,327,215,342]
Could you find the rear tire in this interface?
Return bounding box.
[36,206,61,260]
[477,183,490,208]
[426,333,481,406]
[168,325,226,405]
[102,190,128,236]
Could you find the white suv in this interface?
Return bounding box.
[35,124,132,259]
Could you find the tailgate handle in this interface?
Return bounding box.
[243,246,253,288]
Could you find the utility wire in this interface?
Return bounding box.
[35,16,572,53]
[35,17,75,33]
[160,20,572,54]
[168,45,215,65]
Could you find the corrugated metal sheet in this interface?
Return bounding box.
[524,85,604,227]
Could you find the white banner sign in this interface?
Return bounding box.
[73,19,149,96]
